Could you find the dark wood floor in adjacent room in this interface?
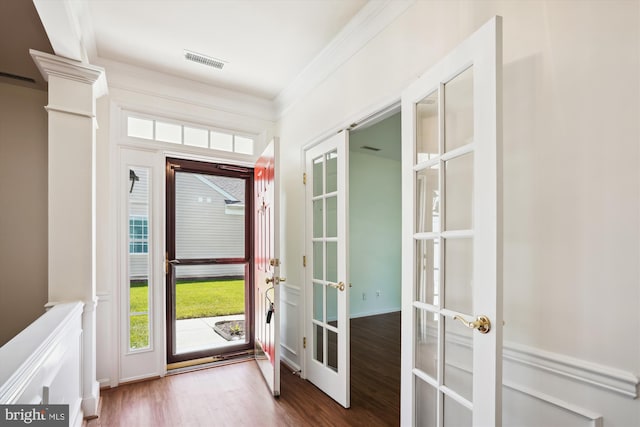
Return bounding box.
[89,311,400,427]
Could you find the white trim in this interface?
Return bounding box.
[504,342,639,399]
[275,0,414,118]
[30,49,107,97]
[350,307,400,319]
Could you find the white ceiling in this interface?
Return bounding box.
[85,0,367,100]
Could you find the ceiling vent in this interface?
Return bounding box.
[184,50,227,70]
[361,145,381,152]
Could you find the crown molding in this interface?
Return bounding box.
[274,0,414,119]
[30,50,108,97]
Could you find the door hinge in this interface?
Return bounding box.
[303,337,307,349]
[303,173,307,185]
[269,258,280,267]
[302,255,306,267]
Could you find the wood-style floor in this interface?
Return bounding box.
[89,311,400,427]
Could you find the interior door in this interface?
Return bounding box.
[400,17,503,426]
[304,130,350,408]
[254,139,281,396]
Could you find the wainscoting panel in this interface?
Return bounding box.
[0,302,84,427]
[280,284,301,370]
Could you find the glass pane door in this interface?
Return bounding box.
[166,158,254,364]
[401,16,502,426]
[305,130,350,408]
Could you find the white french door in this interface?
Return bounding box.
[304,130,350,408]
[254,139,281,396]
[400,16,503,426]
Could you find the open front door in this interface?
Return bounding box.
[254,139,281,396]
[304,130,350,408]
[401,17,503,425]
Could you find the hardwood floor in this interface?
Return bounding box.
[90,312,400,427]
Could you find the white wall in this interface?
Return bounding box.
[276,1,639,425]
[349,117,401,318]
[0,83,48,346]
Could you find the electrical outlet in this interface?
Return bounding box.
[376,290,381,297]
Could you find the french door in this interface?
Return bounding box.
[254,139,281,395]
[400,16,503,426]
[165,158,254,364]
[304,130,350,408]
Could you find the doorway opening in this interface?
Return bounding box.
[348,110,402,423]
[165,158,254,365]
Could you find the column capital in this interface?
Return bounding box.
[30,49,108,98]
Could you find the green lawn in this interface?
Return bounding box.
[129,279,244,349]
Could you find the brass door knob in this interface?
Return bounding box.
[453,315,491,334]
[265,277,286,285]
[328,282,346,292]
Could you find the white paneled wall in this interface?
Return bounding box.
[0,302,84,427]
[280,284,302,370]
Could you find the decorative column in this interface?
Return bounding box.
[30,50,107,418]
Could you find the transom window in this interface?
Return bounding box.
[126,115,255,155]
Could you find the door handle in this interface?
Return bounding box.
[328,282,346,292]
[164,257,180,274]
[453,315,491,334]
[265,277,286,285]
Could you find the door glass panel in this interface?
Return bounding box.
[444,316,473,402]
[313,200,323,238]
[326,196,338,238]
[415,308,438,379]
[175,172,245,259]
[325,151,338,193]
[326,242,338,283]
[313,242,324,280]
[416,165,440,233]
[128,167,150,351]
[444,238,473,314]
[326,284,338,328]
[327,329,338,372]
[173,264,246,354]
[444,153,473,231]
[416,239,439,305]
[444,394,472,427]
[444,66,474,152]
[313,283,324,321]
[314,324,324,363]
[313,156,323,197]
[415,376,437,427]
[416,90,440,163]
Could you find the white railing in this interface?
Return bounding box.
[0,301,84,427]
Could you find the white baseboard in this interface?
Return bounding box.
[350,307,400,319]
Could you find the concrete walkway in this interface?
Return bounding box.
[176,314,245,354]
